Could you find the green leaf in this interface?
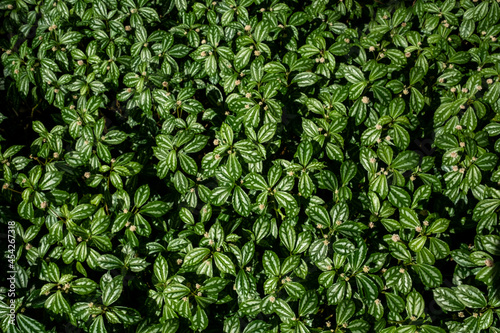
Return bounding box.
[192,306,209,331]
[244,173,268,190]
[388,186,411,208]
[406,290,425,318]
[263,250,280,276]
[89,315,106,333]
[274,298,295,321]
[306,205,331,227]
[38,172,63,191]
[336,299,355,326]
[454,285,487,308]
[433,287,465,311]
[72,278,97,295]
[184,247,210,267]
[232,186,250,217]
[134,184,150,207]
[344,66,365,83]
[154,255,169,283]
[139,201,171,217]
[392,151,420,170]
[414,264,442,288]
[399,207,420,229]
[98,255,124,270]
[274,191,297,211]
[214,252,236,276]
[70,204,95,220]
[16,314,46,333]
[102,276,123,306]
[292,72,319,87]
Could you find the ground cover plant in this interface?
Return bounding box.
[1,0,500,332]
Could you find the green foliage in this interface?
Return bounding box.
[1,0,500,332]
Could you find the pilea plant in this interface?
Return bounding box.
[1,0,500,332]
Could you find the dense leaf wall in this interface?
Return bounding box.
[1,0,500,332]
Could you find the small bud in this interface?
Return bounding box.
[399,268,405,273]
[369,46,375,52]
[487,78,494,84]
[451,87,457,93]
[485,259,494,267]
[415,226,422,232]
[235,80,241,86]
[452,165,459,172]
[244,25,251,32]
[405,52,411,58]
[129,225,137,232]
[462,87,468,93]
[450,152,458,158]
[84,172,91,179]
[391,234,400,242]
[423,220,429,226]
[455,125,462,130]
[125,26,132,31]
[362,96,370,104]
[7,4,13,9]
